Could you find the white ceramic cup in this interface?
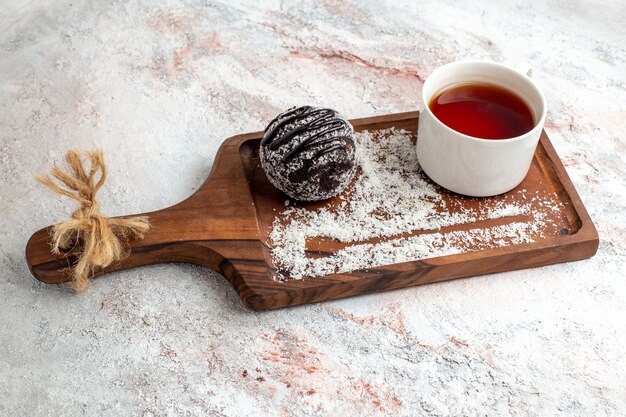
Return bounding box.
[416,60,547,197]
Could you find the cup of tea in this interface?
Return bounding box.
[416,60,547,197]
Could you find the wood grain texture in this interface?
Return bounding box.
[25,112,599,310]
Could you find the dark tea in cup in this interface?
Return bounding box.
[428,82,534,140]
[417,60,548,196]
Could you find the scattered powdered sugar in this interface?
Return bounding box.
[269,128,565,280]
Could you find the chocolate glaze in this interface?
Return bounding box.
[259,105,357,201]
[261,106,349,162]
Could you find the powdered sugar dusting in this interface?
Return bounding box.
[269,128,565,280]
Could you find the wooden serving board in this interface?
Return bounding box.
[26,112,598,310]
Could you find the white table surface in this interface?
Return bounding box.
[1,0,625,415]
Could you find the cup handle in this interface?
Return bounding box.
[514,62,533,78]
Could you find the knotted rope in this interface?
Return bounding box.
[36,149,150,292]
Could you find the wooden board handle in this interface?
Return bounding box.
[25,205,222,284]
[25,133,267,287]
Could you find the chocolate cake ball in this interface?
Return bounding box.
[260,106,357,201]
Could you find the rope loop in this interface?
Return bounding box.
[36,149,150,291]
